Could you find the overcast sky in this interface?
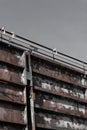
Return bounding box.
[0,0,87,61]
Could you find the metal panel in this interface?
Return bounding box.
[0,65,23,85]
[0,43,28,130]
[35,112,87,130]
[0,102,26,124]
[0,81,26,104]
[31,55,87,130]
[1,29,87,130]
[31,58,85,86]
[0,42,25,67]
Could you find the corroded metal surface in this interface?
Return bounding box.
[0,42,27,130]
[0,81,26,104]
[0,42,25,67]
[0,102,26,124]
[33,75,86,101]
[35,92,86,118]
[0,39,87,130]
[35,113,87,130]
[32,59,86,86]
[0,65,24,85]
[31,55,87,130]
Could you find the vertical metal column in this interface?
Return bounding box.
[26,51,36,130]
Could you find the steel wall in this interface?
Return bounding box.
[31,54,87,130]
[0,40,87,130]
[0,41,27,130]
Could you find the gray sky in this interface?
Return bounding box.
[0,0,87,61]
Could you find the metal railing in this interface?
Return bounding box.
[0,27,87,73]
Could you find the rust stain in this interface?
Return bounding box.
[0,40,87,130]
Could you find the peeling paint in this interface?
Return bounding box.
[36,113,87,129]
[32,60,82,85]
[35,92,86,116]
[42,83,51,90]
[33,75,85,100]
